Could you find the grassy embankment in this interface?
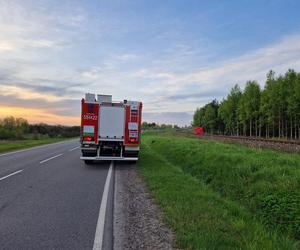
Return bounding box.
[139,133,300,249]
[0,138,75,154]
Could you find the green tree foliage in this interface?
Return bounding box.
[193,100,220,134]
[0,116,29,139]
[142,122,178,130]
[0,117,80,140]
[218,85,241,135]
[193,69,300,139]
[29,123,80,138]
[242,81,261,137]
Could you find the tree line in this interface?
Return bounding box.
[193,69,300,139]
[0,116,80,140]
[142,122,180,130]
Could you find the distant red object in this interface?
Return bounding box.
[194,127,204,136]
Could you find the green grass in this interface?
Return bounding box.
[0,137,75,153]
[138,133,300,249]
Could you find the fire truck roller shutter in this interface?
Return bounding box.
[99,106,125,139]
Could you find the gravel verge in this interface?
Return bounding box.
[113,163,175,250]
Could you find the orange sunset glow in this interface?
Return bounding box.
[0,105,79,126]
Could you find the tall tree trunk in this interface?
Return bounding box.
[265,124,267,138]
[285,119,287,139]
[282,118,284,138]
[290,118,293,139]
[250,119,252,137]
[278,116,281,138]
[258,118,262,138]
[255,119,258,137]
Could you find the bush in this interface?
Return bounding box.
[0,116,80,140]
[0,127,15,139]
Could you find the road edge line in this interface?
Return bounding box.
[0,139,77,157]
[69,146,80,152]
[0,169,23,181]
[93,161,114,250]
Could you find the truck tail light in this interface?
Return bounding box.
[129,130,138,143]
[84,136,94,141]
[130,138,137,143]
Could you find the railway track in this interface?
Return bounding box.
[174,130,300,153]
[202,134,300,145]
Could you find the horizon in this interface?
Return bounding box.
[1,1,300,126]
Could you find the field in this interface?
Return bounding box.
[138,133,300,249]
[0,138,74,154]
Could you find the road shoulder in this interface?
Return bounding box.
[114,163,174,250]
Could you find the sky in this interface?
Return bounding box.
[1,0,300,126]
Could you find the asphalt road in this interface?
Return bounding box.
[0,139,113,250]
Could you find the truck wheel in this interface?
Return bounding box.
[128,160,138,164]
[84,160,93,165]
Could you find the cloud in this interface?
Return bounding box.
[114,53,138,61]
[134,34,300,113]
[80,63,116,80]
[29,39,66,49]
[165,90,225,101]
[0,78,84,98]
[0,1,85,54]
[143,112,193,126]
[186,34,300,88]
[0,85,63,102]
[130,69,175,80]
[0,41,15,52]
[0,105,79,125]
[67,33,300,116]
[0,39,66,52]
[1,0,300,126]
[0,94,79,117]
[80,53,139,80]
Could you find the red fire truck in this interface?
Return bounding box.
[80,93,142,164]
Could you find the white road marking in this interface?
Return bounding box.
[0,139,78,157]
[39,153,63,164]
[69,146,80,152]
[0,169,23,181]
[93,161,114,250]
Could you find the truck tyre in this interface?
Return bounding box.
[84,160,93,165]
[128,160,138,164]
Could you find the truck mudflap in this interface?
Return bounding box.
[80,156,138,161]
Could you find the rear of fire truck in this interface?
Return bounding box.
[80,93,142,164]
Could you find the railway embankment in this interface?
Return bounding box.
[138,133,300,249]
